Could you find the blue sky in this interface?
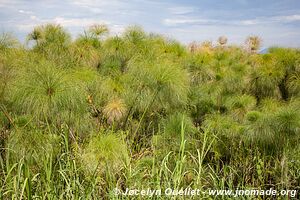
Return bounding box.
[1,0,300,48]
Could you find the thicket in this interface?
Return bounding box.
[0,24,300,199]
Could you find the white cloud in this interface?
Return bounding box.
[273,14,300,22]
[110,24,125,35]
[69,0,139,16]
[30,15,37,20]
[18,9,33,15]
[163,17,261,26]
[163,18,217,26]
[52,17,110,27]
[163,14,300,27]
[16,16,112,33]
[71,0,123,8]
[239,19,261,25]
[88,7,103,14]
[168,6,195,15]
[235,14,300,25]
[17,24,36,31]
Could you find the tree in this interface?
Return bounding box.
[245,101,300,155]
[0,32,19,50]
[217,36,228,46]
[188,41,199,53]
[100,36,131,75]
[245,35,261,53]
[224,94,256,122]
[88,24,109,39]
[269,47,299,100]
[26,26,43,46]
[12,60,87,123]
[27,24,73,68]
[288,72,300,96]
[123,25,146,46]
[199,40,213,54]
[122,57,189,136]
[248,54,285,102]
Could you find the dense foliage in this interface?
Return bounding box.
[0,24,300,199]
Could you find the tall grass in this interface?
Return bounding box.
[0,25,300,199]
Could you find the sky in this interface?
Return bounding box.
[0,0,300,48]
